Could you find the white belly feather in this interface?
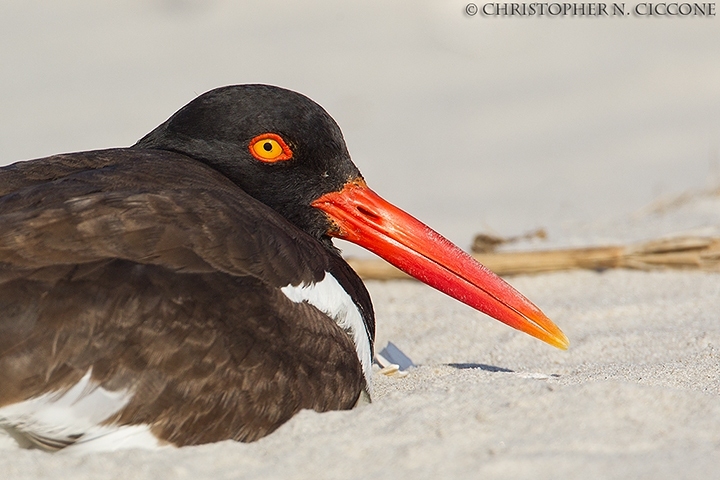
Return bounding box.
[0,369,162,453]
[281,272,373,391]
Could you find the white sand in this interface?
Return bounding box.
[2,266,720,479]
[2,1,720,478]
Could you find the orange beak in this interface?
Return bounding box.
[312,179,569,349]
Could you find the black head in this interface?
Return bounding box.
[132,86,571,351]
[133,84,361,241]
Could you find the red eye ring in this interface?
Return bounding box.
[249,133,293,163]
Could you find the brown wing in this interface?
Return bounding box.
[0,149,366,446]
[0,149,332,285]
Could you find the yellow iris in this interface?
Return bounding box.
[249,133,293,162]
[252,138,283,160]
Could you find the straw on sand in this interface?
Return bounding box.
[347,235,720,279]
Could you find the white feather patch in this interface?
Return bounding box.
[281,273,373,390]
[0,369,163,452]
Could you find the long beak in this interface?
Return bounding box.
[311,179,569,349]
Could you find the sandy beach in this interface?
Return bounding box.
[1,1,719,478]
[2,264,720,479]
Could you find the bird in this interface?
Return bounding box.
[0,84,568,453]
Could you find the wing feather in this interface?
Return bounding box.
[0,149,365,448]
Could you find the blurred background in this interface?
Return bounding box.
[1,0,718,254]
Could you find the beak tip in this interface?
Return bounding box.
[552,332,570,350]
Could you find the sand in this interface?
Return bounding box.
[2,265,720,479]
[1,1,720,478]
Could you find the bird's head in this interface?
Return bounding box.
[135,84,569,350]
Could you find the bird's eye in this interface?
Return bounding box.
[249,133,293,163]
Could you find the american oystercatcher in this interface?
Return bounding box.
[0,85,568,452]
